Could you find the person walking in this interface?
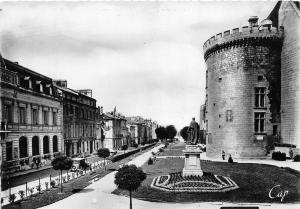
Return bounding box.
[222,150,225,160]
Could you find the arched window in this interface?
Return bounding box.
[19,136,28,158]
[32,136,39,156]
[53,135,58,153]
[43,136,50,154]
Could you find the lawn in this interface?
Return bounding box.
[113,157,300,203]
[157,142,185,157]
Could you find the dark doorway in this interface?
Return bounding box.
[19,136,28,158]
[43,136,50,154]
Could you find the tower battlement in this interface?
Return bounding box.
[203,25,283,60]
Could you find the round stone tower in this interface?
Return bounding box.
[203,17,283,158]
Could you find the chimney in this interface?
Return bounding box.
[248,16,259,27]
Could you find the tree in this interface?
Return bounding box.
[114,165,146,209]
[97,148,110,170]
[51,156,73,193]
[166,125,177,139]
[155,126,167,140]
[79,160,90,173]
[121,144,128,154]
[180,126,189,141]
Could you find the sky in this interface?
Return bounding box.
[0,1,277,130]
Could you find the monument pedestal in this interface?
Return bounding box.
[182,145,203,177]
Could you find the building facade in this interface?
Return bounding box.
[102,111,128,150]
[53,80,97,157]
[1,58,63,174]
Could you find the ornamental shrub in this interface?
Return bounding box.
[293,155,300,162]
[9,194,16,203]
[18,190,25,200]
[50,180,56,188]
[148,158,153,165]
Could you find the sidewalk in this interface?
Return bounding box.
[200,152,300,171]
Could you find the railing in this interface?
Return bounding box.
[1,68,19,86]
[4,122,61,132]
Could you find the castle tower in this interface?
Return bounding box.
[203,17,283,158]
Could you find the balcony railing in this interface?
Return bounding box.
[1,68,19,86]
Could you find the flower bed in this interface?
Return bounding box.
[151,172,239,192]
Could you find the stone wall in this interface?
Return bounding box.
[279,2,300,147]
[204,28,282,158]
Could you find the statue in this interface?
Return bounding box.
[187,118,200,145]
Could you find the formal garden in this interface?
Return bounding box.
[113,144,300,204]
[2,143,158,209]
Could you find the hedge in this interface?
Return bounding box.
[272,151,286,161]
[274,143,296,148]
[111,143,156,162]
[294,155,300,162]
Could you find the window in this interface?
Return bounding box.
[257,75,263,81]
[255,87,266,108]
[226,110,233,122]
[70,105,74,115]
[19,107,26,124]
[32,108,38,125]
[6,141,13,161]
[53,136,58,153]
[43,110,49,125]
[53,112,57,125]
[3,103,12,123]
[255,112,266,133]
[75,107,79,117]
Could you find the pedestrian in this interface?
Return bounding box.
[228,154,234,163]
[222,150,225,160]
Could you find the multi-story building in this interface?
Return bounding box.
[96,106,105,149]
[102,111,128,150]
[0,58,63,174]
[53,80,97,157]
[126,116,154,144]
[202,1,299,158]
[151,121,158,140]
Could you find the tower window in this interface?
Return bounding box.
[218,77,222,82]
[226,110,233,122]
[255,112,266,133]
[257,75,263,81]
[255,87,266,108]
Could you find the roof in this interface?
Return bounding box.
[267,1,282,27]
[55,85,79,96]
[103,112,126,121]
[3,58,52,81]
[267,1,300,27]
